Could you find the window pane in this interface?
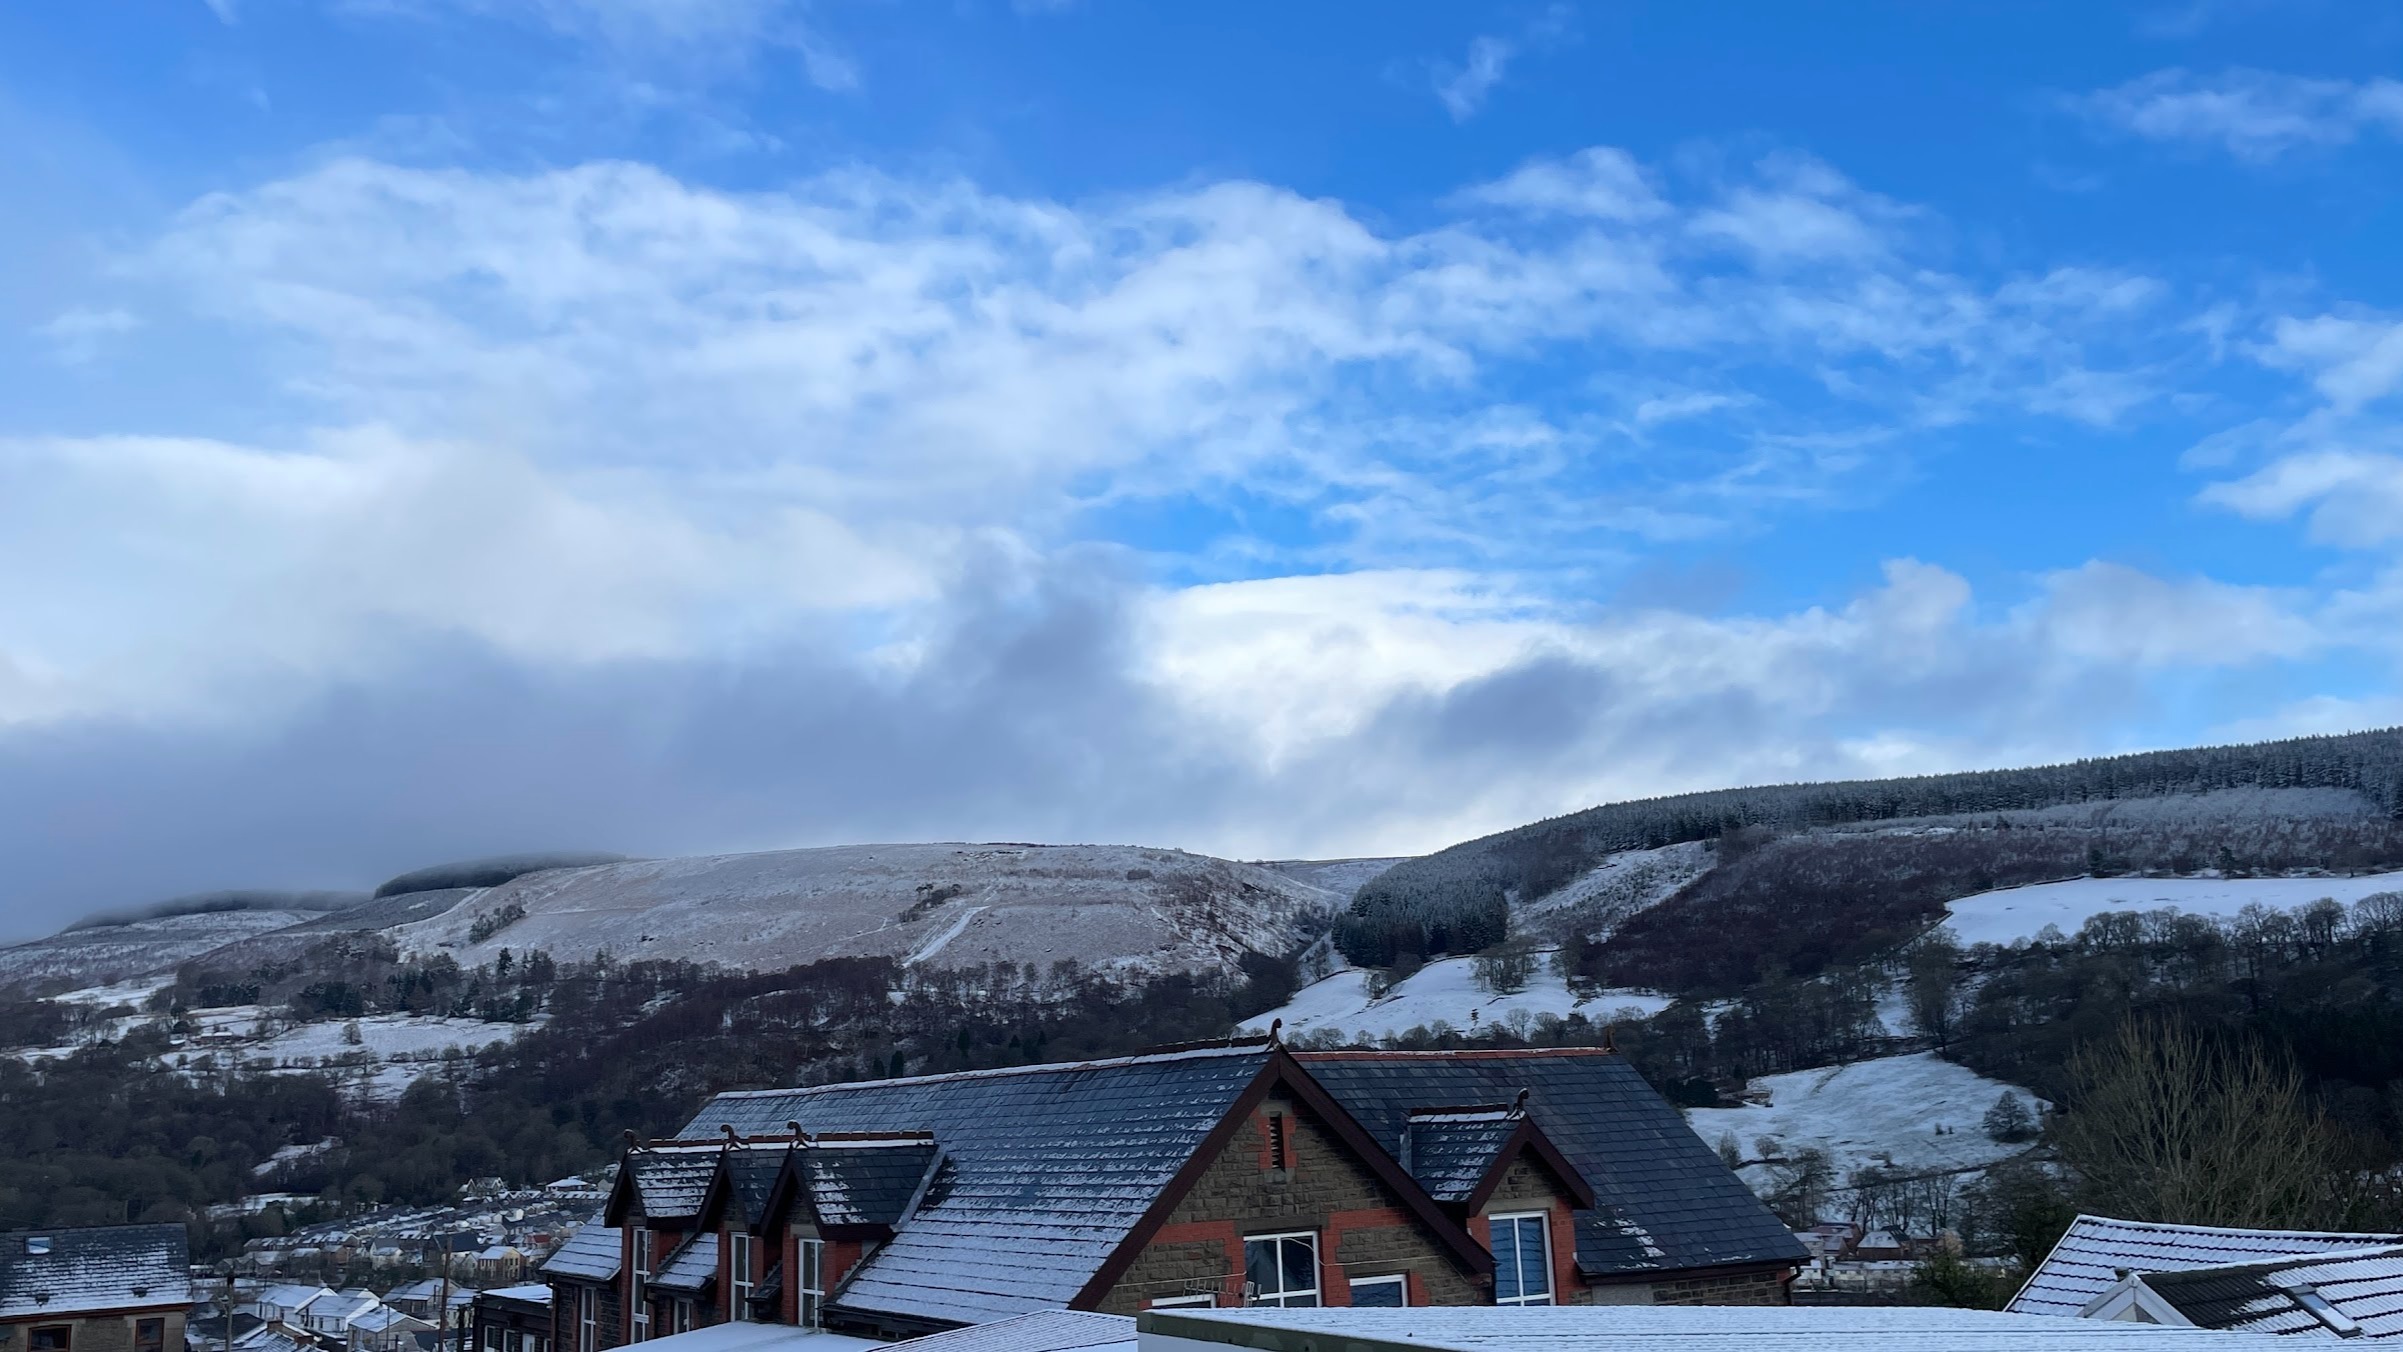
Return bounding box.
[1491,1222,1521,1301]
[1351,1279,1404,1308]
[1516,1217,1550,1299]
[1244,1240,1276,1295]
[1281,1236,1316,1293]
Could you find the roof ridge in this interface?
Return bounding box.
[2148,1242,2403,1279]
[1293,1048,1614,1061]
[2070,1213,2403,1242]
[703,1039,1274,1101]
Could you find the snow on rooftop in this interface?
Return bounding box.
[708,1038,1270,1099]
[629,1320,881,1352]
[2010,1215,2403,1318]
[1685,1052,2045,1198]
[892,1311,1132,1352]
[1144,1305,2313,1352]
[1944,871,2403,948]
[1241,953,1670,1044]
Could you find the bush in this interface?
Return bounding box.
[1473,943,1538,995]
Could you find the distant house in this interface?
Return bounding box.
[241,1286,336,1327]
[469,1286,552,1352]
[2011,1215,2403,1318]
[0,1225,192,1352]
[544,1036,1802,1348]
[297,1293,383,1340]
[347,1306,435,1352]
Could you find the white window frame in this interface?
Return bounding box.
[1148,1294,1217,1310]
[798,1237,826,1329]
[1489,1212,1554,1306]
[575,1287,595,1352]
[628,1226,651,1342]
[728,1232,755,1323]
[1243,1231,1321,1308]
[1348,1274,1408,1308]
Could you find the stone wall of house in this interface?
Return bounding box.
[1099,1089,1483,1313]
[1649,1266,1791,1306]
[3,1309,185,1352]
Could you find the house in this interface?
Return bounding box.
[545,1036,1801,1348]
[471,1286,554,1352]
[2074,1244,2403,1338]
[2009,1215,2403,1318]
[297,1293,384,1341]
[475,1251,528,1286]
[1130,1304,2317,1352]
[384,1286,445,1323]
[241,1288,338,1328]
[0,1225,191,1352]
[348,1306,437,1352]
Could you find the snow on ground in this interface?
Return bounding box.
[1686,1052,2044,1185]
[249,1014,526,1064]
[394,843,1341,981]
[1522,842,1711,939]
[1242,952,1673,1043]
[1943,871,2403,947]
[49,974,175,1008]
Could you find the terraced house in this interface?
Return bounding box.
[541,1037,1802,1344]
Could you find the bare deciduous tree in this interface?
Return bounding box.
[2052,1016,2342,1228]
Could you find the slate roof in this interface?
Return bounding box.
[801,1140,940,1230]
[1295,1050,1806,1277]
[720,1148,786,1228]
[889,1311,1133,1352]
[539,1217,622,1282]
[626,1145,726,1222]
[2010,1216,2403,1318]
[1143,1305,2314,1352]
[682,1042,1277,1327]
[653,1234,720,1295]
[2137,1245,2403,1338]
[0,1224,191,1318]
[1401,1108,1521,1205]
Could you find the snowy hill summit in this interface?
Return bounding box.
[0,843,1402,999]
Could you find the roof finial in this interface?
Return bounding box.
[1602,1023,1617,1054]
[1268,1018,1283,1046]
[1512,1088,1530,1116]
[620,1129,640,1152]
[786,1120,810,1145]
[721,1123,740,1145]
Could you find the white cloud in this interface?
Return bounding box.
[354,0,859,90]
[2027,561,2321,667]
[1433,36,1515,122]
[2200,449,2403,548]
[1451,147,1668,221]
[2259,312,2403,411]
[34,307,140,363]
[2071,68,2403,162]
[202,0,238,22]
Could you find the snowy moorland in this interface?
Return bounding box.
[1242,953,1672,1043]
[0,908,329,997]
[1942,870,2403,946]
[1685,1052,2045,1182]
[399,842,1345,978]
[1521,842,1713,939]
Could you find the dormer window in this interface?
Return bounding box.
[24,1237,50,1255]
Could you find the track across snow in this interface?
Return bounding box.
[1942,871,2403,946]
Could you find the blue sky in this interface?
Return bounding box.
[3,0,2403,932]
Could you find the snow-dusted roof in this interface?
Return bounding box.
[800,1140,940,1230]
[0,1224,191,1318]
[654,1233,720,1295]
[683,1042,1276,1327]
[628,1319,882,1352]
[889,1311,1132,1352]
[1402,1108,1520,1204]
[481,1284,554,1304]
[1143,1305,2314,1352]
[626,1144,726,1221]
[1297,1050,1803,1276]
[539,1217,622,1282]
[2133,1244,2403,1338]
[350,1305,427,1334]
[2011,1216,2403,1317]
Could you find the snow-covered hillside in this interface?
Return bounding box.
[1942,870,2403,946]
[0,909,329,997]
[398,842,1347,978]
[1522,842,1712,938]
[1686,1052,2044,1183]
[1242,952,1672,1043]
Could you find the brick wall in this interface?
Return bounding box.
[1098,1089,1482,1313]
[1648,1267,1791,1306]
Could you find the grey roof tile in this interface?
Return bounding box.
[2141,1245,2403,1338]
[1402,1109,1519,1205]
[0,1224,190,1318]
[653,1233,720,1295]
[1296,1050,1805,1276]
[538,1218,622,1282]
[681,1043,1274,1326]
[2010,1217,2403,1318]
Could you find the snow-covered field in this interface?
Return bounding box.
[248,1013,526,1064]
[1242,953,1672,1043]
[0,909,327,996]
[1686,1052,2044,1183]
[1943,871,2403,946]
[397,842,1348,979]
